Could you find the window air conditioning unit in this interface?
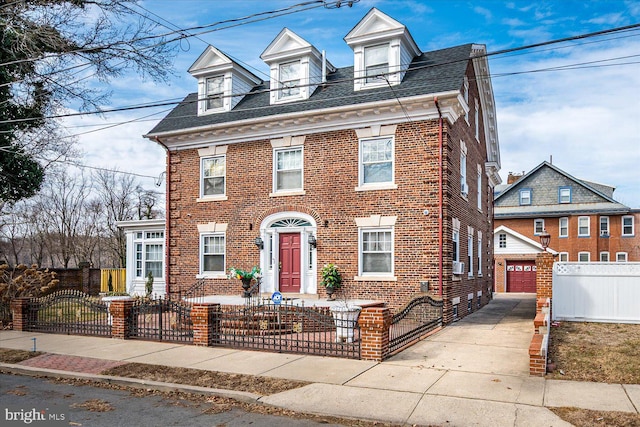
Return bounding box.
[453,261,465,275]
[461,182,468,195]
[600,232,609,238]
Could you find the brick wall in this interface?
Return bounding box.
[496,212,640,262]
[165,65,493,321]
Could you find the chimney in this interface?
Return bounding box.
[507,171,524,184]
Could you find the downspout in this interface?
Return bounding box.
[153,136,171,296]
[434,97,443,297]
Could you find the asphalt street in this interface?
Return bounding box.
[1,373,345,427]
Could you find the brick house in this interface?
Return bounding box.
[494,161,639,293]
[144,8,501,322]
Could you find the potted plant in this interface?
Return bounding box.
[229,266,261,297]
[320,263,342,301]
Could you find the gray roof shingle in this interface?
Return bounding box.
[147,43,473,136]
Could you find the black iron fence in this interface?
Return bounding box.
[388,295,443,356]
[127,297,193,343]
[209,297,361,359]
[23,290,112,336]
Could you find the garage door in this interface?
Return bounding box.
[506,261,536,293]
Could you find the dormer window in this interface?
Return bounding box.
[345,8,421,92]
[205,76,224,110]
[279,61,301,99]
[188,45,261,116]
[364,44,388,84]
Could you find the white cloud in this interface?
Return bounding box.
[474,6,493,21]
[493,38,640,207]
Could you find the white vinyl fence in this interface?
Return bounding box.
[553,262,640,323]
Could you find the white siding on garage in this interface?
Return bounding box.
[553,262,640,323]
[494,232,539,255]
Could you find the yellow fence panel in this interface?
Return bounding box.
[101,268,127,293]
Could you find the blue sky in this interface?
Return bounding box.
[65,0,640,207]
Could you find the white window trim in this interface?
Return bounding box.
[272,146,304,195]
[362,43,390,88]
[474,98,480,141]
[599,216,610,236]
[498,233,506,248]
[133,231,165,279]
[463,76,469,124]
[355,227,396,281]
[599,251,610,262]
[476,165,482,212]
[357,136,395,190]
[467,226,474,278]
[622,215,635,236]
[578,216,590,237]
[198,232,226,278]
[578,251,590,262]
[616,252,628,262]
[559,252,569,262]
[460,141,468,198]
[198,155,227,201]
[559,217,568,237]
[534,219,545,235]
[477,232,483,277]
[277,60,302,101]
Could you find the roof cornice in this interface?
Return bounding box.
[145,90,464,149]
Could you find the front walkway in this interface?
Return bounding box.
[2,294,639,426]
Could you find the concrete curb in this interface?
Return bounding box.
[0,362,262,403]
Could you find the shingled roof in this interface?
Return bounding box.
[146,43,474,136]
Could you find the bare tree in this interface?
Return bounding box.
[0,1,176,203]
[94,169,138,267]
[38,170,91,268]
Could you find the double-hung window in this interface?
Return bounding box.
[364,44,388,84]
[205,76,224,110]
[274,147,303,192]
[559,217,568,237]
[617,252,628,262]
[278,61,301,99]
[519,189,531,206]
[360,229,393,275]
[599,216,610,237]
[600,252,610,262]
[578,216,590,237]
[559,252,569,262]
[477,167,482,211]
[201,156,225,197]
[578,252,590,262]
[360,137,393,185]
[534,219,545,235]
[201,234,225,274]
[559,187,571,204]
[622,216,634,236]
[134,231,164,279]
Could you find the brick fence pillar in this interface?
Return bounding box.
[358,306,392,362]
[109,298,134,339]
[192,303,220,346]
[536,252,554,315]
[10,298,31,331]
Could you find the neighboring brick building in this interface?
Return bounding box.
[144,8,501,321]
[494,161,639,293]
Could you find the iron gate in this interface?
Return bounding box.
[209,298,361,359]
[127,297,193,343]
[388,295,443,356]
[24,290,112,336]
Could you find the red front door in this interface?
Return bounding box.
[279,233,301,293]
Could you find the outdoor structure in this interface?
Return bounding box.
[117,219,166,296]
[143,8,501,321]
[494,161,640,293]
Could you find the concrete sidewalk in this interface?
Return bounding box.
[1,294,638,426]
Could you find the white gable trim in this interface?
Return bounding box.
[494,225,557,255]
